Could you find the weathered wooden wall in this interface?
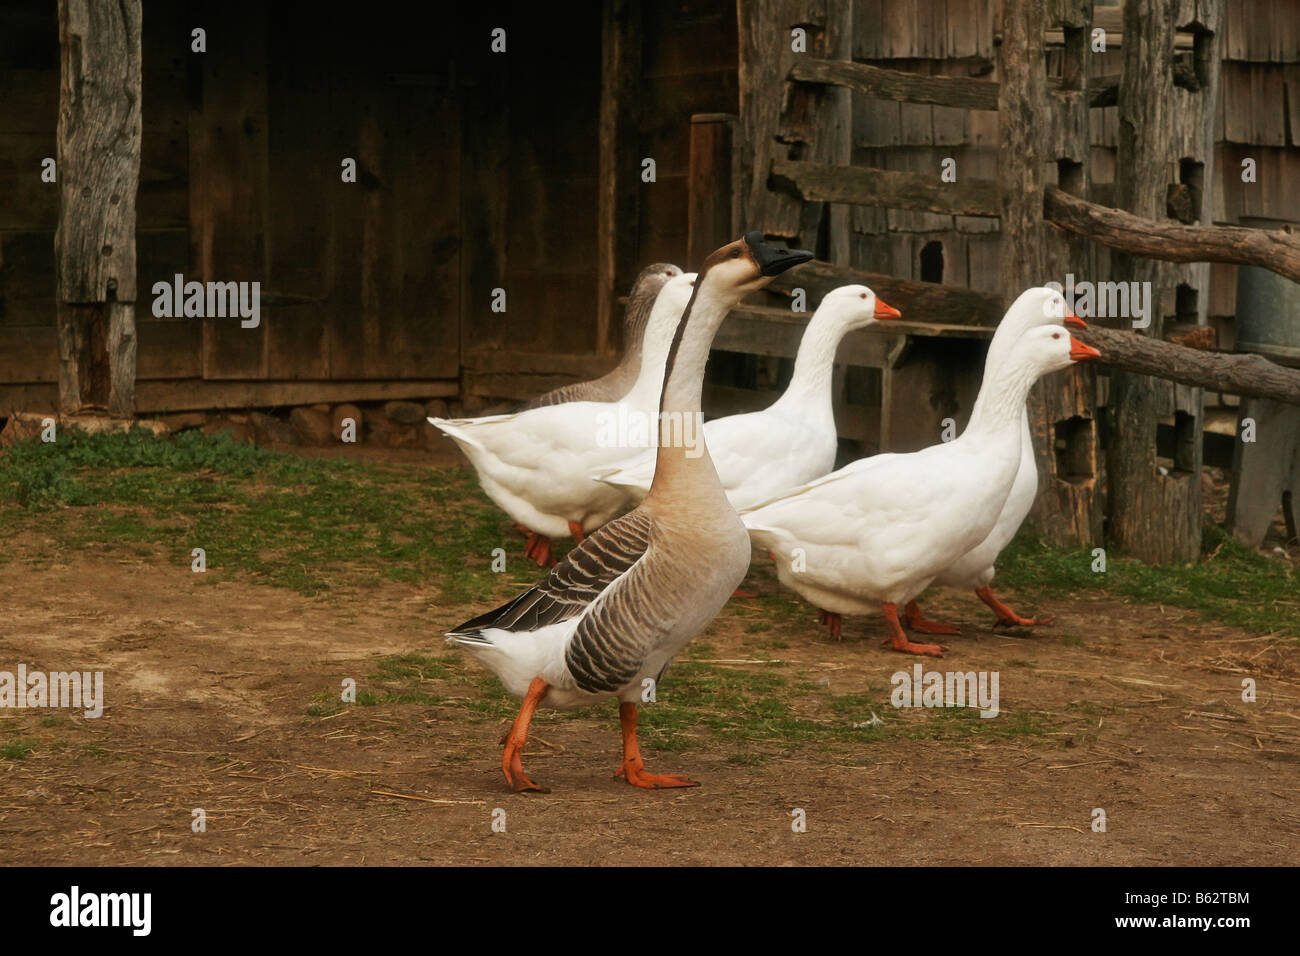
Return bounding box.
[2,1,606,413]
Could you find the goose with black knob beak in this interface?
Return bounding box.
[445,232,812,792]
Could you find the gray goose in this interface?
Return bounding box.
[446,233,812,792]
[524,262,683,409]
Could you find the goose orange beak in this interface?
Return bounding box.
[874,299,901,319]
[1069,335,1101,361]
[1064,310,1087,330]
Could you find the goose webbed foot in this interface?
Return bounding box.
[522,531,556,568]
[817,608,843,639]
[881,603,946,657]
[567,520,585,545]
[615,702,699,790]
[974,586,1054,629]
[903,600,961,635]
[501,677,551,793]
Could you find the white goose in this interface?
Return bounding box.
[742,291,1099,656]
[446,232,812,792]
[912,292,1087,631]
[593,284,900,512]
[430,272,697,567]
[524,263,682,409]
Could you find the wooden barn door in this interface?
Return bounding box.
[190,1,461,391]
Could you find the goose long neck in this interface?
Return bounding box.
[646,281,734,499]
[775,306,848,409]
[623,299,684,411]
[616,292,653,368]
[962,358,1043,441]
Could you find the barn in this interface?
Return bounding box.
[0,0,1298,871]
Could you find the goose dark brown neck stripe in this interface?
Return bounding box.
[657,243,744,410]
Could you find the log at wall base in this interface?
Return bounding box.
[1077,326,1300,406]
[1044,186,1300,283]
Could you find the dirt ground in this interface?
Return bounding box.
[2,491,1297,866]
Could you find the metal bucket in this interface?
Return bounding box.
[1234,216,1300,366]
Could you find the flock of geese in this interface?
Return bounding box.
[429,232,1099,792]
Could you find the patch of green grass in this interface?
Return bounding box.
[0,428,539,603]
[2,738,35,760]
[999,523,1300,638]
[306,692,344,718]
[372,653,451,682]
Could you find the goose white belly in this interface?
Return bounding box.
[933,412,1037,589]
[745,441,1020,610]
[435,404,652,537]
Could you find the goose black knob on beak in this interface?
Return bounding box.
[743,230,815,276]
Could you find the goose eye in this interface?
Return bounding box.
[859,292,867,299]
[1052,332,1061,339]
[729,249,741,259]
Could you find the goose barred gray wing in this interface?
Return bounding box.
[448,510,654,636]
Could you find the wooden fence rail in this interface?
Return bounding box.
[770,160,1000,218]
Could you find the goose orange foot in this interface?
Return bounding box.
[615,702,699,789]
[501,677,551,793]
[975,586,1054,628]
[818,609,843,639]
[567,520,585,545]
[882,603,946,656]
[523,532,556,568]
[903,600,961,635]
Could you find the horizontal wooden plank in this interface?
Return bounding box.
[0,325,56,383]
[462,348,618,379]
[134,379,458,414]
[768,258,1004,328]
[771,159,1000,217]
[789,57,1000,110]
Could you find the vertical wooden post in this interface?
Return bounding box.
[688,114,736,267]
[596,0,642,356]
[1106,0,1204,563]
[55,0,141,417]
[736,0,851,254]
[996,0,1048,299]
[1028,0,1105,548]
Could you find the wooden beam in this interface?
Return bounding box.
[596,0,641,355]
[1045,186,1300,283]
[767,258,1004,328]
[132,378,458,414]
[789,58,999,110]
[787,58,1200,113]
[1078,325,1300,406]
[56,0,141,416]
[688,114,736,268]
[1106,0,1199,566]
[736,0,852,242]
[770,160,999,217]
[1087,61,1199,106]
